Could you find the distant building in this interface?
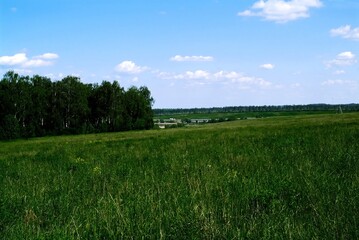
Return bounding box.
[190,119,210,124]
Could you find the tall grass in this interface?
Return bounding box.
[1,113,359,239]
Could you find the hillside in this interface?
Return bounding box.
[1,113,359,238]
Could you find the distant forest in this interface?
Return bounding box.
[154,104,359,116]
[0,71,154,140]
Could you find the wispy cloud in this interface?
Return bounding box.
[0,52,59,67]
[333,70,345,75]
[35,53,59,60]
[23,59,53,67]
[175,70,210,80]
[260,63,275,70]
[214,71,271,87]
[170,55,214,62]
[325,51,357,68]
[158,69,271,88]
[238,0,323,23]
[44,73,65,79]
[114,61,148,74]
[330,25,359,41]
[321,79,356,86]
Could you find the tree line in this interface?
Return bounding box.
[0,71,154,140]
[154,104,359,116]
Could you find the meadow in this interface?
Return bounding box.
[1,113,359,239]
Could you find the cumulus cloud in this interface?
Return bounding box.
[0,52,58,67]
[214,71,271,87]
[238,0,323,23]
[170,55,214,62]
[326,51,357,68]
[176,70,210,79]
[158,70,271,88]
[330,25,359,41]
[159,70,210,80]
[0,53,27,66]
[115,61,148,74]
[260,63,275,69]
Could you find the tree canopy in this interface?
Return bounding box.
[154,104,359,116]
[0,71,154,140]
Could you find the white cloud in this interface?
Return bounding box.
[334,70,345,75]
[338,51,355,59]
[321,79,356,86]
[260,63,275,69]
[45,73,65,79]
[183,70,210,79]
[132,77,139,82]
[214,70,271,86]
[159,70,271,88]
[170,55,214,62]
[115,61,147,74]
[35,53,59,60]
[0,53,27,66]
[213,71,241,80]
[330,25,359,41]
[166,70,211,80]
[326,51,357,68]
[12,68,33,75]
[22,59,53,67]
[238,0,323,23]
[0,52,59,68]
[290,83,301,88]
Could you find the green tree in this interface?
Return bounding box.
[0,71,32,138]
[29,75,52,136]
[88,81,125,132]
[124,86,154,130]
[0,115,20,140]
[0,71,155,139]
[49,76,90,134]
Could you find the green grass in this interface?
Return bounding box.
[1,113,359,239]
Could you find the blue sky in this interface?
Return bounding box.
[1,0,358,108]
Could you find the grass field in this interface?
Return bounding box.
[1,113,359,239]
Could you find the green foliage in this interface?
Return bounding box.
[124,86,154,130]
[0,115,20,140]
[154,104,359,117]
[1,113,359,238]
[0,71,154,140]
